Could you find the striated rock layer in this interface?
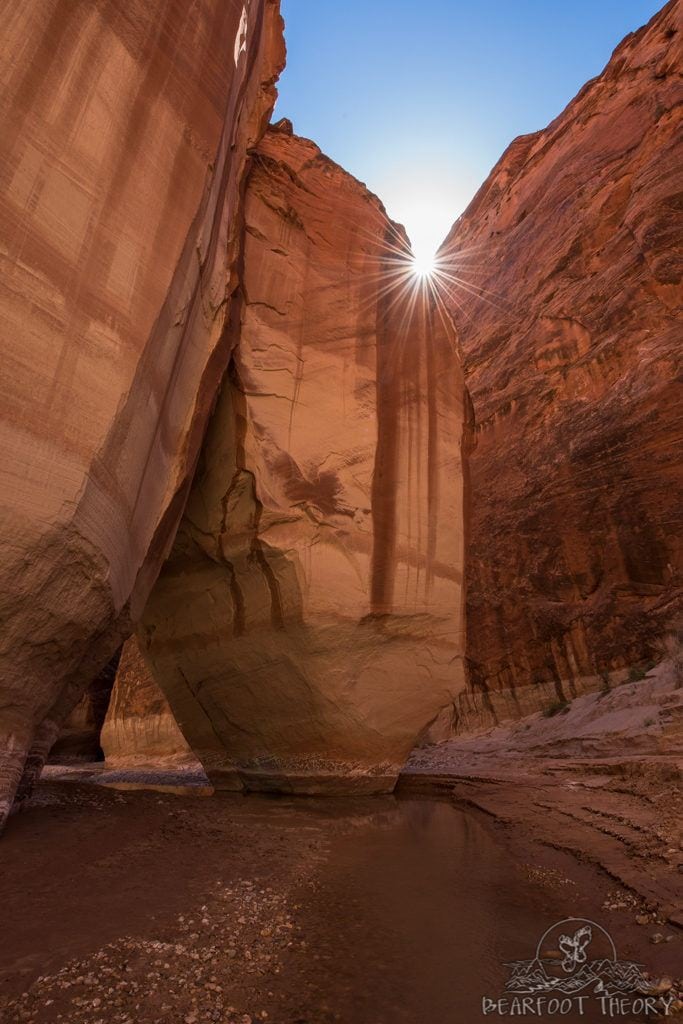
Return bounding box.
[135,124,468,793]
[439,0,683,730]
[0,0,285,828]
[101,638,193,766]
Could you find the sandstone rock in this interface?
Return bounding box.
[438,0,683,730]
[101,638,193,766]
[407,654,683,763]
[50,650,120,762]
[0,0,285,828]
[137,127,468,793]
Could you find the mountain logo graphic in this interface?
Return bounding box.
[504,918,649,996]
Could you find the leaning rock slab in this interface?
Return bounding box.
[137,125,469,793]
[0,0,285,828]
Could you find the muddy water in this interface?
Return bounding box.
[273,796,609,1023]
[0,783,647,1024]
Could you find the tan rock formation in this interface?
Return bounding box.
[101,638,193,765]
[136,125,468,793]
[439,0,683,730]
[0,0,285,828]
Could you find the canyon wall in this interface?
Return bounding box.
[132,123,468,793]
[0,0,285,828]
[101,638,193,766]
[440,0,682,729]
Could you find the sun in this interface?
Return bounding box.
[410,249,436,278]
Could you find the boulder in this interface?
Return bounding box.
[136,127,469,792]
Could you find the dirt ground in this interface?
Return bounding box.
[0,779,680,1024]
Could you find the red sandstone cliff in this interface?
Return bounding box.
[127,124,468,792]
[439,0,683,727]
[0,0,285,829]
[100,638,193,766]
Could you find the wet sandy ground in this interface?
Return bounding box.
[0,781,680,1024]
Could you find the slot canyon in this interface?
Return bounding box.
[0,1,681,1022]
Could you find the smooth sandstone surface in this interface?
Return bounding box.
[439,0,683,729]
[0,0,285,827]
[135,124,468,792]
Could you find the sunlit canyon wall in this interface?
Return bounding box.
[107,123,469,792]
[0,0,285,829]
[440,0,682,728]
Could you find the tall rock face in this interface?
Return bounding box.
[439,0,682,729]
[101,638,193,766]
[0,0,285,828]
[136,124,468,793]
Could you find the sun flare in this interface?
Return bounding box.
[410,249,437,279]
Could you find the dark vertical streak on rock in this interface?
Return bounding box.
[461,387,476,691]
[250,533,286,631]
[370,226,402,614]
[230,362,285,631]
[226,561,246,637]
[424,295,439,594]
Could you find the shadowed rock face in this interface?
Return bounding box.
[0,0,285,828]
[49,651,121,762]
[135,125,468,793]
[439,0,683,729]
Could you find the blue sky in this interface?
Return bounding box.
[275,0,664,262]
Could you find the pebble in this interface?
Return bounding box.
[0,877,300,1024]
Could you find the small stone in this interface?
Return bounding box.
[651,933,665,944]
[636,914,650,925]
